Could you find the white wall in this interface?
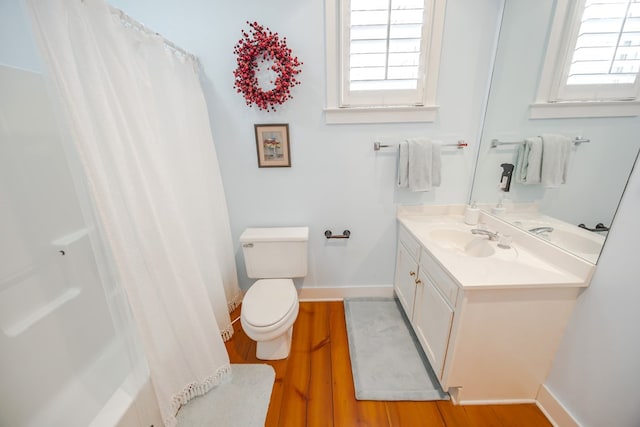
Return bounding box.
[543,154,640,426]
[109,0,503,289]
[471,0,640,228]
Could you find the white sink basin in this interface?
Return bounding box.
[465,237,496,257]
[513,219,604,256]
[509,217,605,261]
[429,228,504,258]
[398,211,593,288]
[542,229,603,255]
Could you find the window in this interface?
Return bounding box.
[533,0,640,118]
[344,0,428,105]
[325,0,446,123]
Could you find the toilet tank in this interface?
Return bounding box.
[240,227,309,279]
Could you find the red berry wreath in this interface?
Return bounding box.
[233,21,302,111]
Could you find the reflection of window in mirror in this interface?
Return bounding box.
[324,0,446,123]
[532,0,640,118]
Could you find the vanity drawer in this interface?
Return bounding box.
[399,225,421,263]
[420,250,459,307]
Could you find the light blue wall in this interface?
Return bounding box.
[471,0,640,227]
[109,0,503,289]
[0,0,42,71]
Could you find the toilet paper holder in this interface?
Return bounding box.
[324,229,351,239]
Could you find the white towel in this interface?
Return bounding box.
[431,140,442,188]
[514,137,542,184]
[541,134,572,188]
[397,140,409,187]
[396,138,441,192]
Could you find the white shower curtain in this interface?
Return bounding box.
[26,0,241,425]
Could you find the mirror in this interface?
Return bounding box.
[470,0,640,264]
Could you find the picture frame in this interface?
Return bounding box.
[254,123,291,168]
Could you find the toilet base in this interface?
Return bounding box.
[255,326,294,360]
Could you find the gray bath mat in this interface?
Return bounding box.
[176,364,274,426]
[344,298,449,401]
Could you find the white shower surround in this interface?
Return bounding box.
[0,59,155,426]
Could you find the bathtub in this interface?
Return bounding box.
[20,337,159,427]
[0,228,158,427]
[91,373,162,427]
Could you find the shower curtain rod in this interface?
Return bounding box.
[109,6,199,64]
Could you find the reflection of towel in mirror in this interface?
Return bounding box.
[397,140,409,187]
[541,134,572,188]
[514,137,542,184]
[397,138,441,192]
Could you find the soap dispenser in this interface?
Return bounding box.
[492,195,506,216]
[491,202,506,216]
[464,201,480,225]
[499,163,514,192]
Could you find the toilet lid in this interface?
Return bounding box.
[243,279,297,327]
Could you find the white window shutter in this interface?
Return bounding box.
[340,0,441,107]
[323,0,445,122]
[556,0,640,101]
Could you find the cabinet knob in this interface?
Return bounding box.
[409,271,416,277]
[415,279,422,285]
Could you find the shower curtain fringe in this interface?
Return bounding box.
[221,292,243,341]
[227,291,243,313]
[169,364,233,426]
[221,325,234,342]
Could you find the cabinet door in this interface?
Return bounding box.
[413,270,454,379]
[394,242,419,320]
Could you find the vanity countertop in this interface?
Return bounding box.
[397,206,593,290]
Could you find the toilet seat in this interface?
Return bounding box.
[241,278,299,348]
[242,279,297,328]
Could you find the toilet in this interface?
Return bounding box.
[239,227,308,360]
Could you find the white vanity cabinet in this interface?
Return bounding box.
[393,227,421,319]
[412,249,457,379]
[395,224,457,378]
[412,269,453,378]
[394,220,585,404]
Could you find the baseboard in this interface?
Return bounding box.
[457,398,537,405]
[298,285,394,301]
[536,384,580,427]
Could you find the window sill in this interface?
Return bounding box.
[529,101,640,119]
[324,105,439,124]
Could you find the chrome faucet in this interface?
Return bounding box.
[471,228,500,241]
[528,226,554,235]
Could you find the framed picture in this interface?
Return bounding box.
[254,123,291,168]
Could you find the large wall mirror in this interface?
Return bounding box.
[470,0,640,264]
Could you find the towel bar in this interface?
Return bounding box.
[491,136,590,148]
[373,140,468,151]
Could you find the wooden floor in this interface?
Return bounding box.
[225,301,552,427]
